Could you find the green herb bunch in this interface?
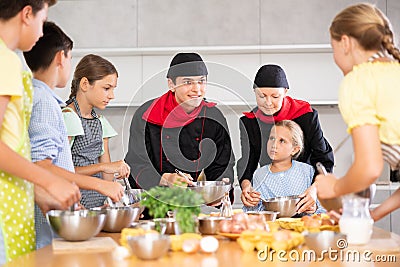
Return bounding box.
[141,186,204,233]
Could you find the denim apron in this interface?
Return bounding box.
[68,97,105,208]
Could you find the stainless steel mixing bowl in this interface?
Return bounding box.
[261,195,300,218]
[46,209,106,241]
[127,233,170,260]
[198,216,226,235]
[188,181,231,204]
[92,206,142,232]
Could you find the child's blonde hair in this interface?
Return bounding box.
[273,120,304,159]
[330,3,400,62]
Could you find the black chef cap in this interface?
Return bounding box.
[166,53,208,78]
[253,64,289,89]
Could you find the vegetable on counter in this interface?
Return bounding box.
[141,186,204,233]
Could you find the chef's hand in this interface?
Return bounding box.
[297,186,317,214]
[240,180,261,207]
[103,160,131,178]
[315,173,340,199]
[160,173,194,187]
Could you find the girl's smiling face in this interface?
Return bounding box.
[267,125,300,162]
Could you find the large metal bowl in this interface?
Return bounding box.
[46,210,106,241]
[262,195,300,218]
[188,181,231,204]
[91,206,142,232]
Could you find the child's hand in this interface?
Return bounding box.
[45,177,81,210]
[297,187,317,214]
[103,160,131,178]
[240,185,261,207]
[34,185,63,214]
[327,209,342,224]
[315,173,339,199]
[99,180,124,202]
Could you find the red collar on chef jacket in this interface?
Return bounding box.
[243,96,312,124]
[142,90,216,128]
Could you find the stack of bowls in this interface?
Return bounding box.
[46,209,106,241]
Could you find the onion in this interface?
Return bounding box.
[231,223,246,234]
[218,220,232,233]
[182,238,200,254]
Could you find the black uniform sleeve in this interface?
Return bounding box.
[237,116,262,187]
[125,101,162,190]
[204,108,235,184]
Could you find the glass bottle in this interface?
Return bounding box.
[339,194,374,245]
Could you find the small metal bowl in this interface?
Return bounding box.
[46,210,106,241]
[262,195,300,218]
[131,221,156,231]
[127,233,170,260]
[304,231,347,255]
[198,216,226,235]
[246,211,279,221]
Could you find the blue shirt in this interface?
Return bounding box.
[29,79,74,171]
[29,78,75,249]
[244,160,325,214]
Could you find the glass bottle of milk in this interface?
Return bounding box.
[339,194,374,245]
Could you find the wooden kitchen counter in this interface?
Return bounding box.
[3,227,400,267]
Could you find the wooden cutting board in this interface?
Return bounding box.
[52,237,118,254]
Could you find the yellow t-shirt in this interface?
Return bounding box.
[0,40,24,150]
[338,61,400,145]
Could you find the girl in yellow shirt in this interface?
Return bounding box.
[315,3,400,222]
[0,1,80,262]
